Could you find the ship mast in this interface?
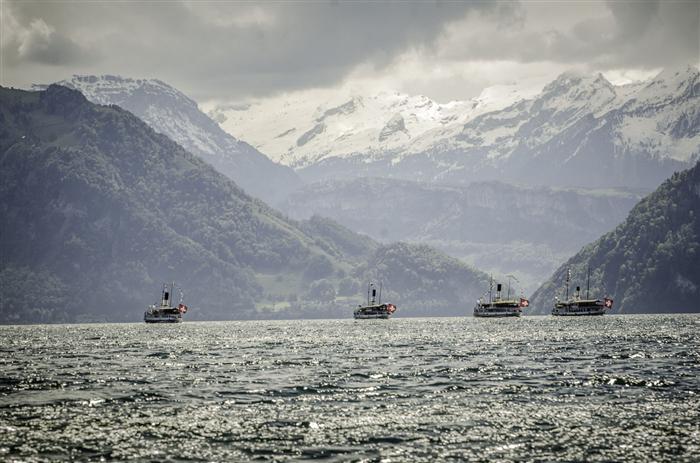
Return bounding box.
[586,266,590,299]
[565,268,570,301]
[506,274,518,300]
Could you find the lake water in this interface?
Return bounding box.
[1,315,698,461]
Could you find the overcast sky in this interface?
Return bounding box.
[1,1,698,104]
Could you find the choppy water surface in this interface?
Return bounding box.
[1,315,699,462]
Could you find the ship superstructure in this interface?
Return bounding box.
[552,268,613,316]
[474,276,529,318]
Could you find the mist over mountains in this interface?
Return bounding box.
[282,178,644,292]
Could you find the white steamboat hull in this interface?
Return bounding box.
[144,316,182,323]
[353,302,395,319]
[473,301,523,318]
[552,307,605,316]
[144,312,182,323]
[473,309,521,318]
[353,312,391,319]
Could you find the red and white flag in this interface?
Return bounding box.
[604,298,613,309]
[519,298,529,308]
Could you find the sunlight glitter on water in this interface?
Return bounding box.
[0,315,699,461]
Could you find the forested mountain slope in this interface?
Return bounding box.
[37,75,301,205]
[0,85,488,323]
[530,161,700,313]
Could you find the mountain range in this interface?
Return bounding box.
[40,74,611,292]
[210,66,700,190]
[207,82,536,168]
[34,75,301,205]
[8,65,700,320]
[282,178,644,292]
[530,159,700,313]
[0,85,489,323]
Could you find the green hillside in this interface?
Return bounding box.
[354,242,490,317]
[0,85,487,323]
[530,161,700,313]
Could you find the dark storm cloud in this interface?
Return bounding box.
[2,1,492,99]
[2,1,697,101]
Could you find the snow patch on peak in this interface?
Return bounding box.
[534,71,617,118]
[650,65,700,85]
[542,72,613,100]
[630,65,700,107]
[42,74,199,111]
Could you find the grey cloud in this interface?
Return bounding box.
[607,0,660,39]
[439,1,698,71]
[20,25,94,66]
[3,1,495,100]
[3,1,696,101]
[1,9,97,67]
[609,1,699,68]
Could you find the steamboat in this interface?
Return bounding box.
[354,282,397,319]
[552,268,613,316]
[144,283,188,323]
[474,276,529,318]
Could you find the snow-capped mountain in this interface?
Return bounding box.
[207,83,536,168]
[210,66,700,190]
[400,66,699,188]
[34,75,301,205]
